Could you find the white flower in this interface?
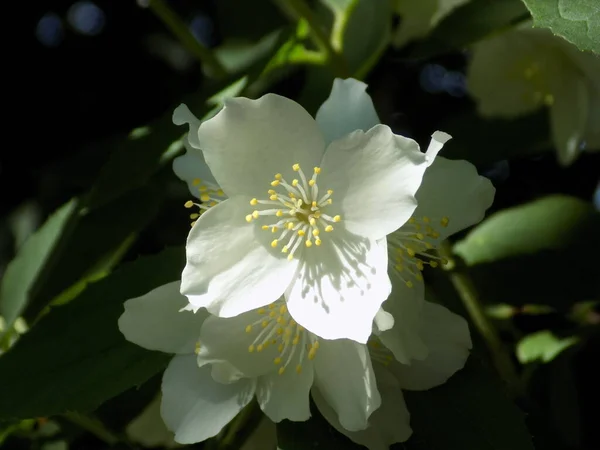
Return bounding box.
[118,281,471,449]
[173,78,452,343]
[378,152,495,363]
[393,0,470,47]
[467,26,600,165]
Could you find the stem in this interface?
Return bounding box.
[64,412,122,446]
[147,0,227,79]
[440,242,523,396]
[274,0,350,77]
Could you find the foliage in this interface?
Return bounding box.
[1,0,599,449]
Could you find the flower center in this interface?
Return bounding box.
[245,163,342,260]
[184,177,224,226]
[368,337,394,366]
[245,300,319,375]
[388,215,450,288]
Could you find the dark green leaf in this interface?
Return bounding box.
[0,200,77,332]
[409,0,530,59]
[24,184,163,320]
[0,247,184,420]
[403,357,534,450]
[520,0,600,54]
[454,195,600,309]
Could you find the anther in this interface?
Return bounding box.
[184,200,194,208]
[250,198,258,206]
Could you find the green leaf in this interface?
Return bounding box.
[323,0,392,77]
[0,247,184,420]
[409,0,530,58]
[454,195,600,309]
[454,195,597,264]
[520,0,600,54]
[0,200,77,332]
[23,184,163,320]
[517,330,578,363]
[403,358,534,450]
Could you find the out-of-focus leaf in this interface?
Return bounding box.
[517,331,579,363]
[454,195,600,309]
[409,0,530,59]
[0,247,184,420]
[520,0,599,54]
[403,358,534,450]
[0,200,77,333]
[455,195,597,264]
[322,0,392,77]
[24,184,163,320]
[215,0,287,40]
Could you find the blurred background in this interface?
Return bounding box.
[1,1,599,449]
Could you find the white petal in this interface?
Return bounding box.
[313,339,380,432]
[256,364,314,422]
[319,125,430,240]
[550,74,589,166]
[425,131,452,166]
[413,156,495,239]
[173,104,201,149]
[373,307,394,333]
[314,364,412,449]
[211,361,245,384]
[377,272,428,364]
[118,281,206,354]
[286,232,391,343]
[172,142,221,200]
[197,312,278,378]
[181,196,297,317]
[392,301,471,390]
[161,355,256,444]
[315,78,380,145]
[199,94,326,198]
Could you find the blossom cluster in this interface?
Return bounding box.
[118,78,495,448]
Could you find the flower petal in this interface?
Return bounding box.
[181,196,297,317]
[377,273,428,364]
[286,232,390,343]
[197,311,279,378]
[319,125,432,240]
[315,78,380,145]
[392,301,471,390]
[313,339,380,432]
[173,141,221,200]
[198,94,326,198]
[313,364,412,449]
[173,104,201,149]
[161,355,256,444]
[413,156,495,239]
[256,364,314,422]
[550,74,589,166]
[118,281,206,354]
